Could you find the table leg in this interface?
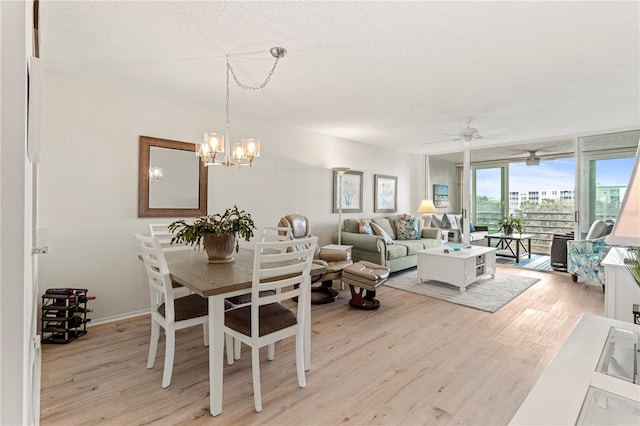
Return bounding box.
[527,238,531,259]
[209,296,225,416]
[516,239,520,261]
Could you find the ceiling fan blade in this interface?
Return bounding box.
[422,137,460,145]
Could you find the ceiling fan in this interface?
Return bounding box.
[525,150,541,166]
[422,118,506,145]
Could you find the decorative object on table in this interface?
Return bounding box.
[332,167,351,244]
[433,184,449,208]
[498,215,524,234]
[168,205,256,263]
[332,169,363,214]
[196,47,287,168]
[374,174,398,213]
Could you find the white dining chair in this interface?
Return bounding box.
[227,226,296,362]
[223,236,317,412]
[135,233,209,388]
[149,223,194,297]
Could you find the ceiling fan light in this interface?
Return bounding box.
[526,158,540,166]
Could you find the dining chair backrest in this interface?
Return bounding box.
[149,223,190,252]
[251,236,317,332]
[136,233,177,321]
[261,226,292,242]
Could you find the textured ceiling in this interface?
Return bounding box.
[39,1,640,155]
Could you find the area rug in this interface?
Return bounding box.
[495,253,552,271]
[385,270,540,312]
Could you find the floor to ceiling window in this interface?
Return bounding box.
[472,166,505,229]
[578,130,639,237]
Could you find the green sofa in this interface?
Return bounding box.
[333,216,442,272]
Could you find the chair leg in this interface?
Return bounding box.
[147,320,160,369]
[162,328,175,388]
[295,333,306,388]
[267,343,275,361]
[203,322,209,347]
[225,335,235,365]
[234,338,241,360]
[571,274,578,282]
[251,346,262,412]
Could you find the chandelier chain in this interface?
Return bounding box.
[226,55,282,91]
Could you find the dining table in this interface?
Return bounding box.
[164,247,326,416]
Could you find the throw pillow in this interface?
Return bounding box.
[359,218,374,235]
[430,215,443,228]
[395,218,420,240]
[372,217,397,240]
[370,222,394,245]
[441,213,452,229]
[470,222,477,232]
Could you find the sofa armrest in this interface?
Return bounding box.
[421,228,442,240]
[335,231,386,253]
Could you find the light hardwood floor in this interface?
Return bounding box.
[40,267,604,425]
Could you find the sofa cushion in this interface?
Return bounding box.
[343,219,360,233]
[394,240,424,256]
[359,218,374,235]
[385,243,407,260]
[395,218,420,240]
[372,217,397,240]
[370,221,394,245]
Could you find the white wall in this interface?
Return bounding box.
[429,155,459,213]
[39,70,424,322]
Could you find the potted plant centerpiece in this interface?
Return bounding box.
[168,205,256,263]
[498,215,524,235]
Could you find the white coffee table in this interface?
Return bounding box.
[417,246,497,292]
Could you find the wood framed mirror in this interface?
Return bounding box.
[138,135,208,217]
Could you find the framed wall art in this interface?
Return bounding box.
[433,184,449,208]
[333,170,363,213]
[374,174,398,213]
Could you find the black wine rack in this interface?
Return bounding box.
[41,288,92,344]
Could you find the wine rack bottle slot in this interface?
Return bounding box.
[41,288,93,344]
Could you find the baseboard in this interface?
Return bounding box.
[87,309,150,327]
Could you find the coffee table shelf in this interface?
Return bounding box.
[417,246,497,292]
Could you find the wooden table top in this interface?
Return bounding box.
[165,248,326,298]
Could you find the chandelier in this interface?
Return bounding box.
[197,47,287,167]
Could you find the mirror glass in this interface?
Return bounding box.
[148,146,199,208]
[138,136,207,217]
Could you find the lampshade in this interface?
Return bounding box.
[418,199,437,213]
[606,145,640,246]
